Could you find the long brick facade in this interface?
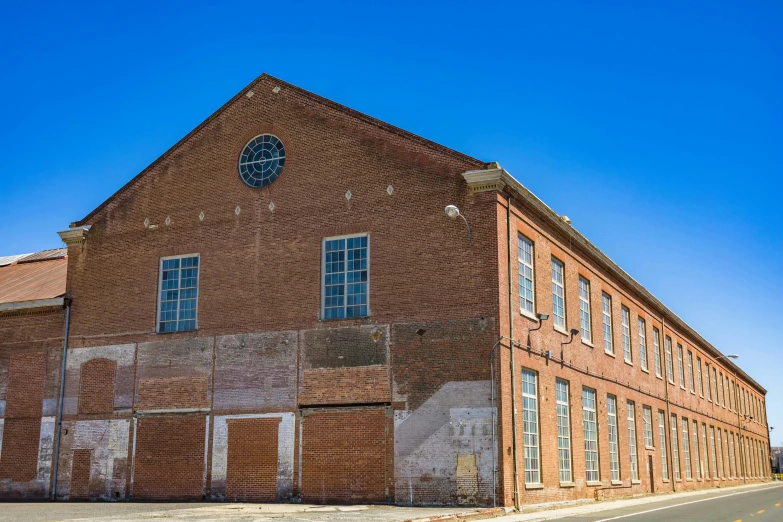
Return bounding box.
[0,73,771,506]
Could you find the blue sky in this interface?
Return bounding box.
[1,2,782,440]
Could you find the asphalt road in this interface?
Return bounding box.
[555,484,783,522]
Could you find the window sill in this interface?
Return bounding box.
[655,374,663,380]
[641,367,650,374]
[581,338,595,348]
[560,481,576,488]
[554,326,569,336]
[686,478,694,482]
[525,483,544,490]
[631,479,641,485]
[624,359,634,367]
[645,445,655,451]
[155,328,198,335]
[675,479,682,483]
[662,479,670,483]
[605,350,616,358]
[611,480,623,486]
[520,310,539,322]
[586,481,603,487]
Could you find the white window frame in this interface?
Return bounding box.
[578,276,592,344]
[728,430,736,478]
[321,233,370,320]
[701,422,711,479]
[687,350,695,393]
[642,406,654,448]
[607,394,620,482]
[556,378,572,483]
[671,414,681,480]
[658,410,669,480]
[638,318,648,371]
[692,419,701,480]
[518,234,536,318]
[653,327,662,378]
[716,428,725,478]
[709,425,718,479]
[621,306,632,364]
[682,418,692,480]
[156,253,200,333]
[522,368,540,485]
[551,257,566,332]
[705,363,712,402]
[697,356,704,398]
[602,293,614,355]
[583,387,600,483]
[677,344,685,389]
[665,336,674,384]
[627,400,639,481]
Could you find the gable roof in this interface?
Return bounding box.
[0,249,68,305]
[75,73,485,226]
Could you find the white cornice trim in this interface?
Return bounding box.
[0,297,65,312]
[58,226,91,246]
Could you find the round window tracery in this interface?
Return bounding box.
[238,134,286,187]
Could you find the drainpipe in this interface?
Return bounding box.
[661,315,676,492]
[51,296,72,501]
[505,192,521,511]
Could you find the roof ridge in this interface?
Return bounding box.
[75,73,485,226]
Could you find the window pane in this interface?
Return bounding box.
[158,254,199,333]
[638,318,648,371]
[518,236,535,315]
[556,379,572,483]
[602,293,613,354]
[323,235,369,319]
[578,277,592,342]
[583,387,599,482]
[622,306,632,363]
[607,395,620,481]
[551,258,566,330]
[522,369,540,484]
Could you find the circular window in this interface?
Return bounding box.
[238,134,286,188]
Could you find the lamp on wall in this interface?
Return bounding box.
[445,205,472,246]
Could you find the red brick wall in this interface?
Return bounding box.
[132,416,206,500]
[301,408,387,503]
[136,376,210,410]
[225,417,280,501]
[70,449,91,500]
[300,366,389,405]
[0,418,41,482]
[78,358,116,414]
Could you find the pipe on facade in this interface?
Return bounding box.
[505,192,521,511]
[51,295,72,501]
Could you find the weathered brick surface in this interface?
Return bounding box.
[78,358,116,414]
[300,365,389,405]
[132,416,206,500]
[301,408,387,503]
[225,417,280,501]
[69,449,91,500]
[5,353,46,419]
[0,418,41,482]
[137,376,209,411]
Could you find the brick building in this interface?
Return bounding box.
[0,74,771,505]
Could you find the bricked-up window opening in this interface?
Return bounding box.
[518,235,535,316]
[716,428,725,478]
[621,306,632,364]
[665,336,674,384]
[653,327,662,378]
[729,431,736,478]
[642,406,654,448]
[157,254,199,333]
[638,318,648,371]
[671,414,681,480]
[582,387,600,482]
[627,400,639,481]
[709,426,718,479]
[701,423,711,479]
[697,357,704,397]
[556,378,572,483]
[522,368,540,484]
[607,394,620,482]
[677,344,685,389]
[682,418,692,480]
[322,234,369,320]
[658,410,669,480]
[687,351,695,393]
[551,258,566,332]
[692,420,702,480]
[602,293,613,354]
[578,277,592,343]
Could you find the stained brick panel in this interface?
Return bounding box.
[78,358,116,414]
[5,353,45,419]
[0,418,41,482]
[70,449,92,499]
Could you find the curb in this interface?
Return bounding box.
[403,507,510,522]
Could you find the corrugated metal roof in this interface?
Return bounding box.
[0,253,32,267]
[16,248,67,264]
[0,257,67,305]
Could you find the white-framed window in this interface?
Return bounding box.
[729,431,736,478]
[709,426,718,479]
[665,336,674,383]
[627,401,639,481]
[522,368,540,484]
[551,258,566,331]
[705,363,712,402]
[697,357,704,397]
[728,379,733,411]
[701,423,710,479]
[638,318,648,371]
[712,368,718,403]
[157,254,200,333]
[578,276,592,343]
[671,414,681,480]
[653,327,662,378]
[716,428,725,478]
[658,410,669,480]
[719,372,725,407]
[607,394,620,482]
[556,378,572,483]
[322,234,369,319]
[621,306,632,363]
[642,406,654,448]
[518,235,535,316]
[583,387,600,482]
[682,418,692,480]
[602,293,613,354]
[692,420,701,480]
[677,344,685,388]
[687,350,695,393]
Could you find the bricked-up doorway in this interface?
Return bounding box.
[225,417,281,501]
[132,415,207,500]
[301,407,387,504]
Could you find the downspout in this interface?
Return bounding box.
[51,295,72,500]
[661,314,676,492]
[506,192,521,511]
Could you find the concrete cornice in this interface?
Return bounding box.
[0,297,65,313]
[57,225,91,246]
[464,166,767,395]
